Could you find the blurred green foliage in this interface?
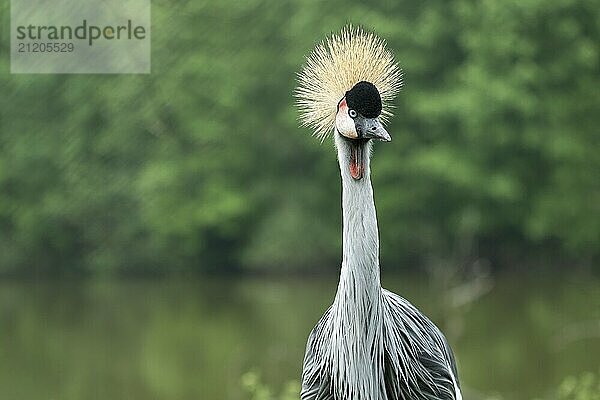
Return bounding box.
[242,371,299,400]
[558,370,600,400]
[0,0,599,275]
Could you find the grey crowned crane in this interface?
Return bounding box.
[295,26,463,400]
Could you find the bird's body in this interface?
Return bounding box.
[295,27,461,400]
[302,291,460,400]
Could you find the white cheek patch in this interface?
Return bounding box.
[336,100,357,139]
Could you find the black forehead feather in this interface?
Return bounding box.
[345,81,382,118]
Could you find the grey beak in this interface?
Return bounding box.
[356,117,391,142]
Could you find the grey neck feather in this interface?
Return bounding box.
[327,133,385,399]
[335,133,381,297]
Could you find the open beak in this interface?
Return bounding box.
[356,118,391,142]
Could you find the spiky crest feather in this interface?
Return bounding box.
[295,25,403,141]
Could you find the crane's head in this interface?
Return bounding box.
[335,80,390,142]
[295,26,402,180]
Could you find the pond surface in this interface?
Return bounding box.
[1,272,598,400]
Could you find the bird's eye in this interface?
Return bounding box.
[348,109,357,118]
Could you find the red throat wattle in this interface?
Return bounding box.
[349,142,364,180]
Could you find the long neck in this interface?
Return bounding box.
[335,134,382,299]
[327,134,385,399]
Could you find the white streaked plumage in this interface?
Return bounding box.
[296,26,462,400]
[295,25,403,141]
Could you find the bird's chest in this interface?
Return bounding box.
[324,302,386,400]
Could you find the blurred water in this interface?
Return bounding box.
[0,272,598,400]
